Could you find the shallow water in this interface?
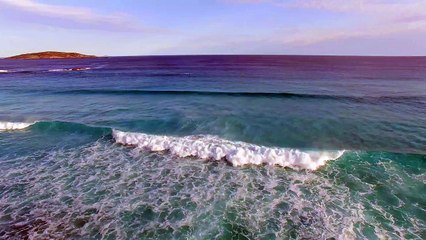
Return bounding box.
[0,56,425,239]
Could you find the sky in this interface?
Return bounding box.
[0,0,425,57]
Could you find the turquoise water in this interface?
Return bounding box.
[0,56,425,239]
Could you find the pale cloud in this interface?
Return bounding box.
[219,0,268,3]
[226,0,426,17]
[285,0,426,21]
[280,22,423,46]
[288,0,424,12]
[229,0,426,25]
[282,0,426,44]
[1,0,424,55]
[0,0,154,32]
[221,0,269,3]
[224,0,426,46]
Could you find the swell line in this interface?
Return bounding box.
[0,121,111,137]
[55,89,319,97]
[52,89,426,103]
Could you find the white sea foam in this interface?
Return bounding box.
[48,67,91,72]
[112,129,345,170]
[0,70,9,73]
[0,121,35,131]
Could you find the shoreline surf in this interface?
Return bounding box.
[1,120,347,170]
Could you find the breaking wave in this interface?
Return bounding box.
[0,121,36,131]
[0,120,345,170]
[112,129,345,170]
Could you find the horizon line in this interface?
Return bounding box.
[3,52,426,59]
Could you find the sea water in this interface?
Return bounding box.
[0,56,425,239]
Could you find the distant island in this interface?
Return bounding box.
[6,51,97,60]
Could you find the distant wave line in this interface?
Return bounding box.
[52,89,426,102]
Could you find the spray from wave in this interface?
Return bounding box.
[112,129,345,170]
[0,121,36,131]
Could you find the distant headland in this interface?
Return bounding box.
[6,51,97,60]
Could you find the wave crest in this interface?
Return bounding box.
[112,129,345,170]
[0,121,36,131]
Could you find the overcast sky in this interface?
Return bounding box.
[1,0,425,57]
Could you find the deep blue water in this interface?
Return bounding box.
[0,56,425,239]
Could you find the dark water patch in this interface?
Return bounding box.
[49,89,426,103]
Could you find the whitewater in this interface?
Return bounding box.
[0,121,35,131]
[112,129,344,170]
[0,121,344,170]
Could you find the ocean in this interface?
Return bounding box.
[0,55,425,239]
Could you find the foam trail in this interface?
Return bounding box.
[0,70,9,73]
[0,121,35,131]
[48,67,91,72]
[48,69,68,72]
[112,130,345,170]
